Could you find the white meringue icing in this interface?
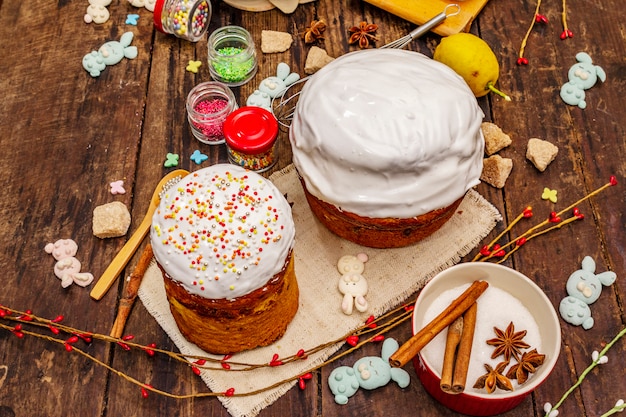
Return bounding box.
[290,49,484,219]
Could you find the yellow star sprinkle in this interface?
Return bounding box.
[186,60,202,73]
[541,187,558,203]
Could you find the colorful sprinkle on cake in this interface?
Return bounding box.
[150,164,295,300]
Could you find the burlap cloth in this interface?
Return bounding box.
[138,164,501,417]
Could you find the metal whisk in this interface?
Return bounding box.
[273,77,308,128]
[381,4,461,49]
[272,4,462,128]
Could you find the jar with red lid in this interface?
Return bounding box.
[153,0,211,42]
[224,107,279,173]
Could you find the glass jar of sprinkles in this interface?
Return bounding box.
[207,26,258,87]
[153,0,212,42]
[224,106,279,173]
[186,81,238,145]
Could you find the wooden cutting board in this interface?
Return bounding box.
[223,0,316,13]
[362,0,491,36]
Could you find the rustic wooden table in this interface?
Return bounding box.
[1,0,624,416]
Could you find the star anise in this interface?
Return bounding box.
[486,322,530,362]
[473,361,514,393]
[303,19,326,44]
[506,348,546,384]
[348,21,378,48]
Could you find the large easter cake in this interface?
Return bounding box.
[150,164,298,354]
[289,49,485,248]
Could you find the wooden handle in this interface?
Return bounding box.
[90,215,152,300]
[109,244,154,338]
[362,0,489,36]
[90,169,187,300]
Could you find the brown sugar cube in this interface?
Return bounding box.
[304,46,334,74]
[261,30,293,53]
[481,155,513,188]
[526,138,559,172]
[92,201,131,239]
[481,122,512,156]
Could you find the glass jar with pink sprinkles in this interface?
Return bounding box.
[186,81,237,145]
[153,0,211,42]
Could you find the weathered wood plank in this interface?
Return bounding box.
[0,0,624,416]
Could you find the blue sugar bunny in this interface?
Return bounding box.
[83,32,138,77]
[559,256,616,329]
[328,338,410,405]
[246,62,300,110]
[559,52,606,109]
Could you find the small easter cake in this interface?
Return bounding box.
[150,164,298,354]
[289,49,484,248]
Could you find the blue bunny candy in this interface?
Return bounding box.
[559,256,616,329]
[559,52,606,109]
[328,338,410,404]
[246,62,300,110]
[83,32,138,77]
[328,366,360,405]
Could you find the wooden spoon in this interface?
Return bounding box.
[90,169,189,300]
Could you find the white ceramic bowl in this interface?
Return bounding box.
[412,262,561,416]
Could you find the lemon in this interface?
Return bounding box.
[433,33,510,101]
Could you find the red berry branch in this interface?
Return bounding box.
[474,176,617,262]
[517,0,573,66]
[0,302,413,399]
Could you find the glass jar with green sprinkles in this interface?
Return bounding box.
[207,26,257,87]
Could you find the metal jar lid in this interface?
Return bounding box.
[224,106,278,154]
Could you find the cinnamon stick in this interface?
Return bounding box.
[451,301,477,393]
[440,316,463,392]
[389,280,488,368]
[109,243,153,338]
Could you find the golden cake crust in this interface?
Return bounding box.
[301,179,463,248]
[160,251,299,354]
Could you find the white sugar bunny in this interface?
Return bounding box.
[84,0,112,24]
[247,62,300,110]
[337,253,369,315]
[45,239,94,288]
[128,0,156,11]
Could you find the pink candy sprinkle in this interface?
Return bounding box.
[195,98,228,114]
[192,98,229,139]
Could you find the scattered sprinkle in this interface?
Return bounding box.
[126,14,140,25]
[541,187,557,203]
[190,150,208,165]
[186,60,202,73]
[164,153,180,167]
[110,180,126,195]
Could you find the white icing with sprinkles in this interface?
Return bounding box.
[150,164,295,300]
[290,49,485,219]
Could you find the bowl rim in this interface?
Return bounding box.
[412,262,562,400]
